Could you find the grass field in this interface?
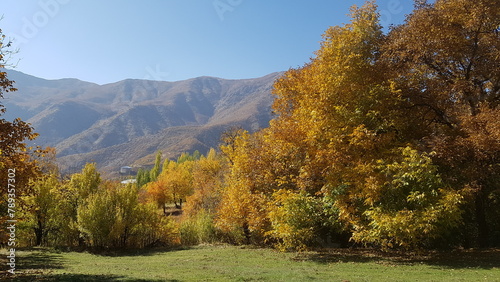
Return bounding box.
[2,245,499,281]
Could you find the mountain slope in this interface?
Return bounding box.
[3,70,281,176]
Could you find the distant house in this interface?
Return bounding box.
[120,166,133,175]
[121,179,137,185]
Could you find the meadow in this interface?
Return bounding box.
[3,245,499,281]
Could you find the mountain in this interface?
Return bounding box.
[3,70,282,177]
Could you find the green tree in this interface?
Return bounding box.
[177,150,201,163]
[150,151,162,181]
[136,168,151,188]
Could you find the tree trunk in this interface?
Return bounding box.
[122,226,129,248]
[242,222,251,245]
[34,219,44,246]
[475,189,489,248]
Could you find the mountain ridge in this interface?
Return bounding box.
[3,69,281,177]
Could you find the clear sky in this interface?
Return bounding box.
[1,0,419,85]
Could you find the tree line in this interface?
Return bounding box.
[1,0,499,251]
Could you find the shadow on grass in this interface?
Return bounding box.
[18,248,65,270]
[425,249,500,269]
[0,248,65,281]
[81,245,194,257]
[293,248,500,270]
[0,247,179,281]
[293,248,400,265]
[3,273,175,281]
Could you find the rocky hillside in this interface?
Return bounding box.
[3,70,282,176]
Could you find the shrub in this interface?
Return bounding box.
[180,210,218,245]
[77,183,179,248]
[267,190,326,251]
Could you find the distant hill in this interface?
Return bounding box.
[3,70,282,177]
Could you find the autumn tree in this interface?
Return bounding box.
[349,148,464,249]
[77,182,167,248]
[177,149,227,244]
[56,163,101,246]
[382,0,500,247]
[145,175,169,215]
[260,1,466,249]
[267,1,394,247]
[217,129,287,244]
[220,127,245,165]
[146,157,194,214]
[162,161,193,209]
[20,175,61,246]
[76,181,116,247]
[215,0,497,250]
[266,189,336,251]
[183,148,225,217]
[0,28,47,244]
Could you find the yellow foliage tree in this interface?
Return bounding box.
[57,163,101,246]
[78,182,177,248]
[217,131,271,244]
[266,189,328,251]
[260,1,466,249]
[165,161,193,209]
[183,148,225,217]
[382,0,500,247]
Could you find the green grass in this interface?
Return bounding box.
[3,245,499,281]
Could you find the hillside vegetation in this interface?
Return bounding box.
[4,70,280,176]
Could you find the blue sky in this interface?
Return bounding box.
[2,0,418,85]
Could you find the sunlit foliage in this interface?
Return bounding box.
[4,0,499,251]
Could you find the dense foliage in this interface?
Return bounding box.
[213,0,499,250]
[1,0,499,251]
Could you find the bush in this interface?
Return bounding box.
[267,190,327,251]
[78,183,179,248]
[180,210,218,245]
